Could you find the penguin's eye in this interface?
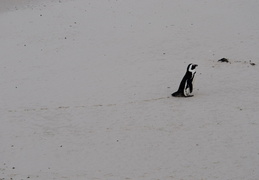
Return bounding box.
[191,65,197,70]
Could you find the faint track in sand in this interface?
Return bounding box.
[7,96,170,113]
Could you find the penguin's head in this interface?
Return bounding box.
[187,63,198,72]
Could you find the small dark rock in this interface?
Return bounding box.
[218,58,229,63]
[250,62,256,66]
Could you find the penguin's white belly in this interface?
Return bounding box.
[184,81,190,96]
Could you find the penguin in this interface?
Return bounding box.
[171,63,198,97]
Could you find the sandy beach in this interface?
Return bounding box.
[1,0,259,179]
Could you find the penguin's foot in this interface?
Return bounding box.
[172,91,193,97]
[185,95,194,97]
[171,91,185,97]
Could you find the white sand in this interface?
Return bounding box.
[1,0,259,179]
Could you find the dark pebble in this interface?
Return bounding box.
[218,58,229,63]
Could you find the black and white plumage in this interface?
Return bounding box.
[171,63,198,97]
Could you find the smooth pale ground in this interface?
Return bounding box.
[1,0,259,180]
